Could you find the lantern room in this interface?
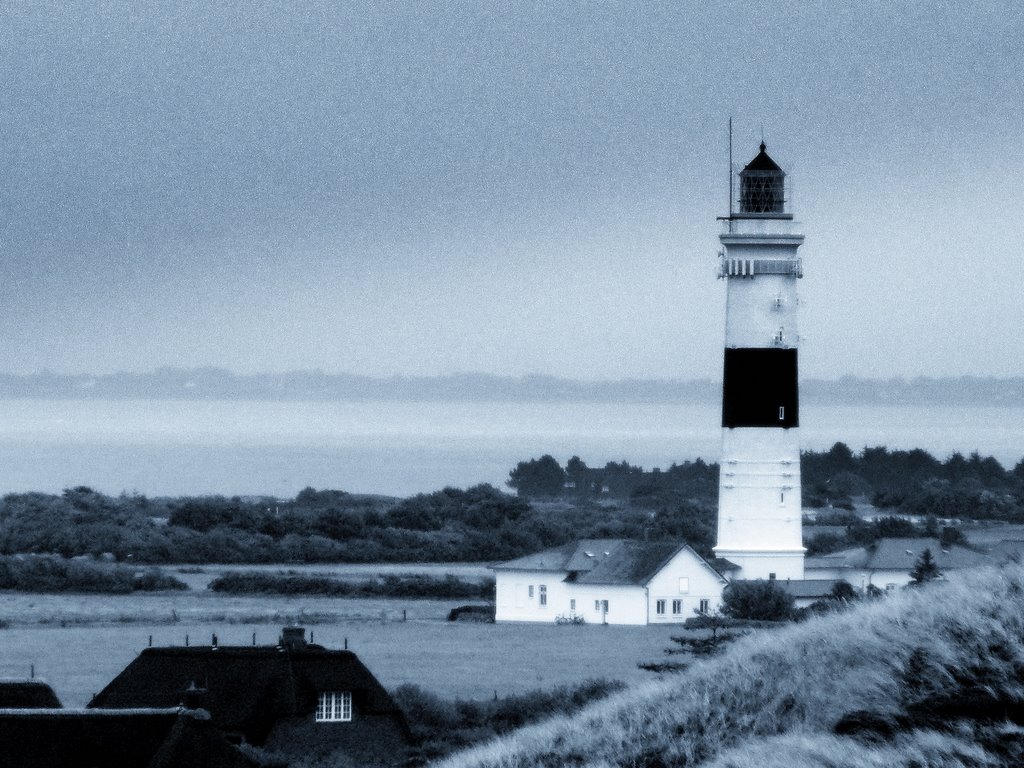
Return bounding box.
[738,142,786,215]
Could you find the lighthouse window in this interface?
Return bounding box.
[778,406,785,421]
[780,491,785,504]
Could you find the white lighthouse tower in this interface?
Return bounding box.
[714,141,805,581]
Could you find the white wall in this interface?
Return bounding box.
[567,585,647,625]
[494,570,570,623]
[646,547,726,623]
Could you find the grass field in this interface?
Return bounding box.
[0,589,463,626]
[0,579,698,708]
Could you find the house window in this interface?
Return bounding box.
[672,599,682,615]
[678,578,689,593]
[316,691,352,722]
[699,599,710,614]
[595,599,609,613]
[655,599,666,615]
[528,585,534,599]
[769,573,776,581]
[539,585,547,606]
[569,599,576,611]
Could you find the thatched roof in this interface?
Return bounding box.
[88,635,405,746]
[0,709,256,768]
[0,680,61,708]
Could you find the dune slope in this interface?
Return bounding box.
[435,566,1024,768]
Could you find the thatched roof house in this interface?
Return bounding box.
[88,627,408,765]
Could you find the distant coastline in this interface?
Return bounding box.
[0,368,1020,406]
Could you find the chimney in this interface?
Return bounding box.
[182,681,207,710]
[279,626,307,651]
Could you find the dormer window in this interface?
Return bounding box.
[316,691,352,722]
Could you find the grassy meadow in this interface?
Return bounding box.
[0,572,694,707]
[1,621,690,708]
[434,565,1024,768]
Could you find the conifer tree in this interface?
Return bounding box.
[910,547,941,585]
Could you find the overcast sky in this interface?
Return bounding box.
[0,1,1021,381]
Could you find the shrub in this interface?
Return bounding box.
[447,605,495,622]
[721,580,795,621]
[209,572,494,599]
[0,555,187,593]
[805,532,846,556]
[554,614,585,625]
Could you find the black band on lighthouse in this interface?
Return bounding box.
[722,348,799,428]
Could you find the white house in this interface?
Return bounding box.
[804,537,994,592]
[492,539,729,625]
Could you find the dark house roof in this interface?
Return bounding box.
[493,539,728,586]
[806,538,994,573]
[0,709,256,768]
[573,541,690,586]
[88,630,407,748]
[0,680,62,708]
[492,539,624,573]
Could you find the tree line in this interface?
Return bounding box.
[0,483,713,564]
[0,444,1021,566]
[509,444,1024,521]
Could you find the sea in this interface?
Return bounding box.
[0,399,1020,499]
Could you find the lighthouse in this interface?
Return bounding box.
[714,142,805,581]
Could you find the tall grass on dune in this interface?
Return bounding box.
[434,565,1024,768]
